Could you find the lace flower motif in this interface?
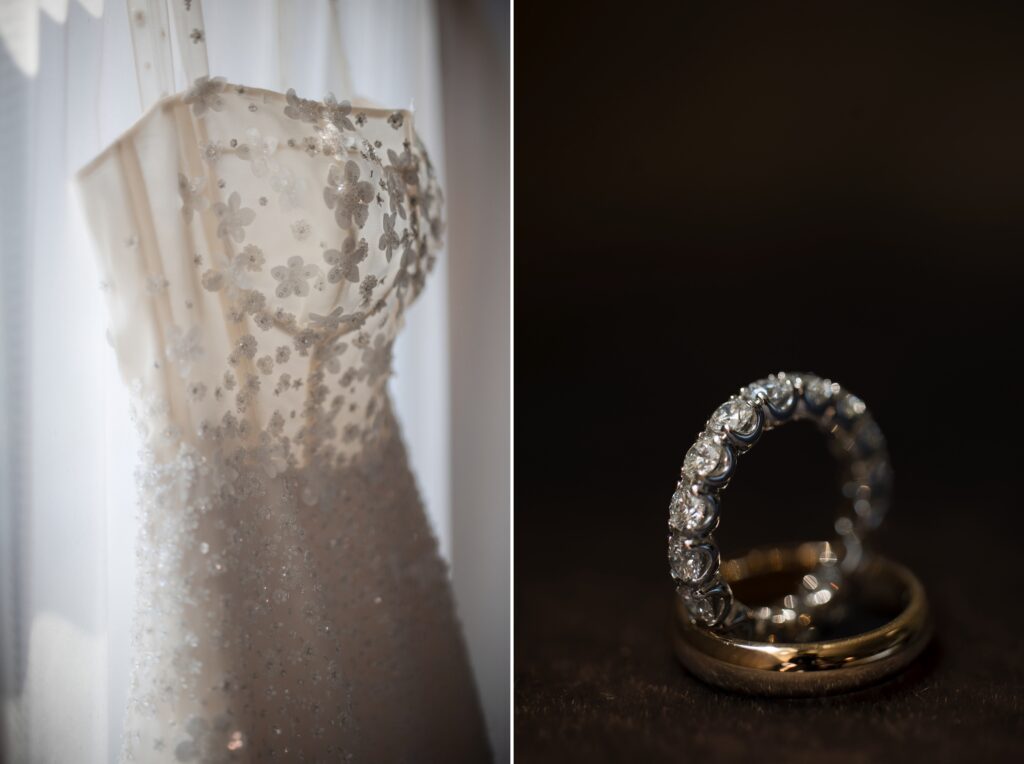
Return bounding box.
[178,174,207,222]
[199,140,223,165]
[200,269,224,292]
[240,244,265,271]
[236,127,307,209]
[359,274,378,307]
[201,247,263,300]
[323,94,356,131]
[283,88,322,123]
[165,325,204,379]
[384,168,406,220]
[316,122,357,157]
[324,236,368,284]
[387,146,420,188]
[236,333,257,359]
[323,160,374,229]
[224,254,257,296]
[378,213,400,262]
[360,333,393,383]
[283,88,357,133]
[393,241,417,296]
[212,192,256,243]
[183,76,226,117]
[315,339,349,374]
[240,290,266,316]
[270,167,306,211]
[236,128,279,178]
[271,256,318,298]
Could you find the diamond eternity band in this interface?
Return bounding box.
[668,371,892,633]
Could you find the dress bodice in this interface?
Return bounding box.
[77,77,443,470]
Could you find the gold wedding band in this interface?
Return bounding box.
[672,542,932,696]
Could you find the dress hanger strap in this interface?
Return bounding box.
[126,0,175,109]
[126,0,209,112]
[169,0,210,86]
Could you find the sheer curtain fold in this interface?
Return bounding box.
[1,2,457,761]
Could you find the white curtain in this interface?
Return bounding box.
[0,2,476,761]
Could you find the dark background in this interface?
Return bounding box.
[515,2,1024,761]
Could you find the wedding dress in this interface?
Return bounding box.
[75,2,487,761]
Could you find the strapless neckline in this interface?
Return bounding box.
[78,78,414,179]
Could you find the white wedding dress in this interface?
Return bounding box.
[75,4,487,761]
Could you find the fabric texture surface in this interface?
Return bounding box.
[515,484,1024,763]
[76,77,486,761]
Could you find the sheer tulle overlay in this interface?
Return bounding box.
[76,79,487,761]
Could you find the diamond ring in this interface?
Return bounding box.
[668,372,892,633]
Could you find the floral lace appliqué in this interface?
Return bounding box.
[324,236,368,284]
[324,160,375,229]
[271,255,320,298]
[212,191,256,242]
[184,75,227,117]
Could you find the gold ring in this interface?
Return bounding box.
[672,542,932,696]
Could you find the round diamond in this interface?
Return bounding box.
[683,435,724,478]
[688,594,717,624]
[758,376,794,410]
[669,539,709,583]
[681,585,730,626]
[838,393,866,419]
[709,398,756,435]
[669,488,711,534]
[804,376,833,408]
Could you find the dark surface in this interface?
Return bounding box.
[516,490,1023,763]
[515,2,1024,761]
